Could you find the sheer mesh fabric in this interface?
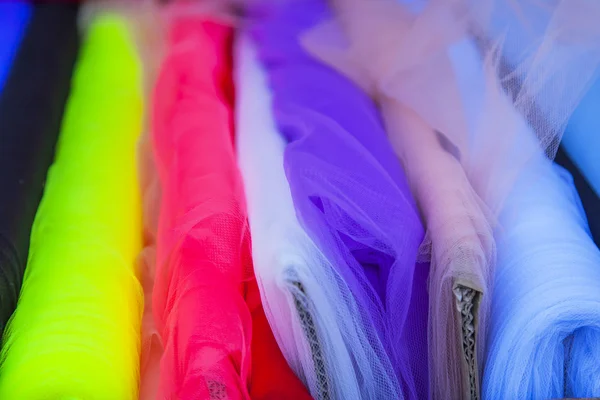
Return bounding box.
[452,1,600,397]
[301,0,600,397]
[471,0,600,214]
[236,34,373,399]
[485,147,600,399]
[447,25,600,397]
[248,1,429,398]
[151,16,311,399]
[152,18,252,399]
[301,1,491,397]
[0,15,143,398]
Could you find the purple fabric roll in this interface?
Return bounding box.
[248,1,430,398]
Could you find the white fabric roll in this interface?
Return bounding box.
[234,34,385,400]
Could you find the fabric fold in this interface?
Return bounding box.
[248,1,429,398]
[561,79,600,199]
[236,32,361,400]
[0,14,144,399]
[150,16,311,399]
[447,12,600,397]
[484,152,600,399]
[300,1,491,397]
[152,18,252,399]
[0,3,77,334]
[301,0,600,397]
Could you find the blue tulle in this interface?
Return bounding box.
[445,11,600,396]
[483,155,600,399]
[454,40,600,399]
[469,0,600,198]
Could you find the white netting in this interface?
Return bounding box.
[234,35,401,399]
[301,0,600,397]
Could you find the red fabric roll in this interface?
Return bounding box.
[147,16,311,400]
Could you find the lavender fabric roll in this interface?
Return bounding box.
[248,1,429,398]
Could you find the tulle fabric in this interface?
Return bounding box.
[302,0,600,397]
[450,4,600,398]
[477,0,600,198]
[248,1,429,398]
[465,0,600,160]
[484,144,600,399]
[444,27,600,398]
[151,16,310,399]
[301,1,491,397]
[152,18,252,399]
[0,15,144,399]
[236,33,370,399]
[0,2,34,333]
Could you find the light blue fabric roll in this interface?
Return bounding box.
[447,9,600,397]
[483,153,600,399]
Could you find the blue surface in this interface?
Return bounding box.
[0,2,31,93]
[562,78,600,197]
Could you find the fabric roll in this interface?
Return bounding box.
[151,16,309,399]
[483,153,600,399]
[0,2,30,93]
[236,32,361,400]
[440,13,600,397]
[302,0,600,397]
[301,0,492,397]
[0,3,78,334]
[0,14,144,399]
[152,19,251,399]
[248,1,429,399]
[451,3,600,398]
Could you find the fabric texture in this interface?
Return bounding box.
[484,153,600,399]
[236,33,357,400]
[248,1,429,398]
[301,0,491,397]
[0,3,78,334]
[0,15,144,399]
[233,36,313,400]
[443,10,600,397]
[301,0,600,397]
[150,16,310,399]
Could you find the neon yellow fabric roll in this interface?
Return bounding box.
[0,15,144,400]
